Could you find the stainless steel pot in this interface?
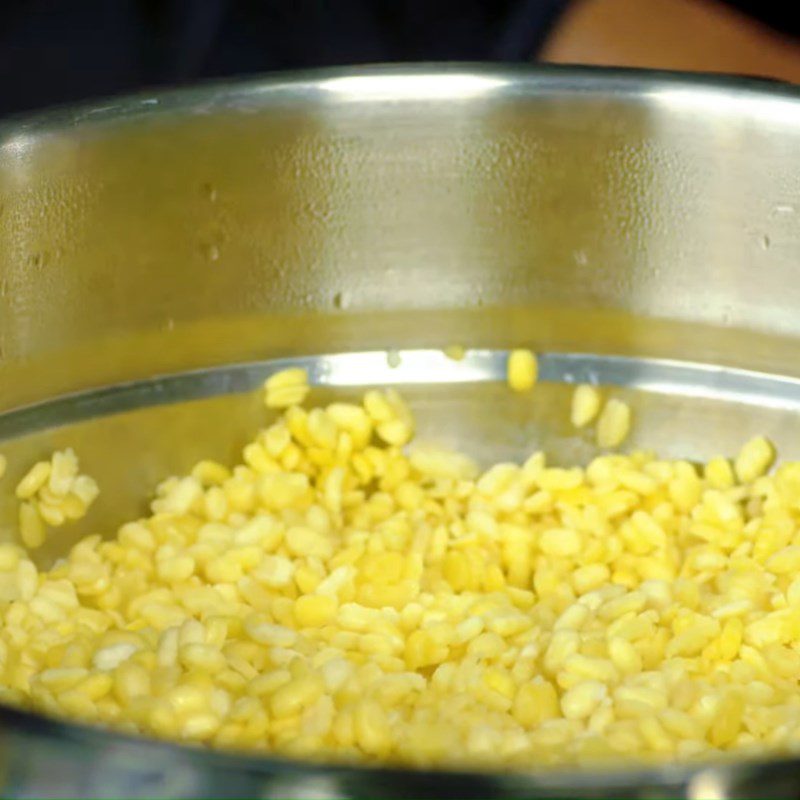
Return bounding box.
[2,64,800,798]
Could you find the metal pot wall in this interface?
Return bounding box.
[2,65,800,798]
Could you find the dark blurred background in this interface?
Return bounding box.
[1,0,799,117]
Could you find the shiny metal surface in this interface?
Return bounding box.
[2,65,800,797]
[3,65,800,409]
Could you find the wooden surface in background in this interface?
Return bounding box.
[542,0,800,83]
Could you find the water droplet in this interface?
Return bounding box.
[773,204,795,215]
[386,350,401,369]
[332,291,348,310]
[165,318,175,332]
[574,250,588,266]
[201,243,220,263]
[760,234,771,250]
[200,183,218,203]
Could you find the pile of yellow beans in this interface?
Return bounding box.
[3,362,800,772]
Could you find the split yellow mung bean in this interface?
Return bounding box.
[0,366,798,771]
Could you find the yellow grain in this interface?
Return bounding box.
[596,398,632,449]
[734,436,775,483]
[507,349,538,393]
[18,503,46,550]
[571,384,602,428]
[16,461,51,500]
[1,380,798,772]
[264,367,310,409]
[443,345,466,361]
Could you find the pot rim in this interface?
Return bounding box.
[2,62,799,137]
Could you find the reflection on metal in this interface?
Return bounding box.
[0,132,35,159]
[260,775,346,800]
[5,349,800,440]
[321,73,509,101]
[687,770,729,800]
[651,84,800,129]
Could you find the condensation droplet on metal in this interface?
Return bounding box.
[201,243,220,263]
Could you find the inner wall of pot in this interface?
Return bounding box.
[2,69,800,561]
